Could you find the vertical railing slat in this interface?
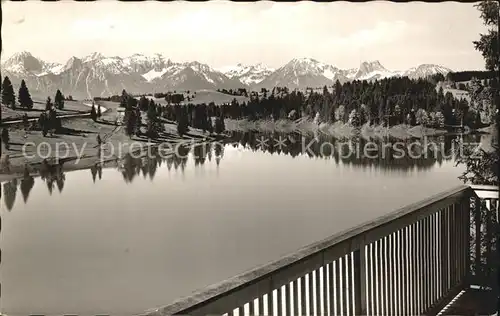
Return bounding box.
[366,245,372,316]
[421,217,427,313]
[428,214,433,308]
[485,199,493,287]
[465,195,471,286]
[335,259,342,316]
[394,232,400,316]
[439,209,445,300]
[411,223,418,315]
[329,262,335,316]
[429,214,436,307]
[375,240,383,316]
[278,287,283,316]
[301,277,308,316]
[315,268,322,316]
[418,220,424,314]
[293,280,299,316]
[451,203,457,287]
[447,204,453,292]
[342,255,349,316]
[353,246,366,316]
[235,306,244,316]
[269,290,274,316]
[284,284,291,316]
[258,295,264,316]
[309,273,315,316]
[456,202,463,286]
[388,234,394,316]
[460,199,465,282]
[474,196,482,282]
[323,265,329,316]
[382,238,388,315]
[400,229,407,315]
[249,299,255,316]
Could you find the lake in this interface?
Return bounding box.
[0,132,471,316]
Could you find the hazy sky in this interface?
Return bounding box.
[2,1,490,71]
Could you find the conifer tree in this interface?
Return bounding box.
[54,89,64,110]
[2,128,10,150]
[1,76,16,108]
[18,79,33,109]
[176,106,189,136]
[120,89,128,108]
[124,108,138,138]
[45,97,53,111]
[97,104,102,118]
[48,109,60,134]
[90,102,98,121]
[207,115,214,134]
[214,114,225,134]
[139,95,149,111]
[473,1,499,72]
[147,100,160,138]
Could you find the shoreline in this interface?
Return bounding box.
[224,118,476,139]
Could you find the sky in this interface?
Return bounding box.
[1,1,491,71]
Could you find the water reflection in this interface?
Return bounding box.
[225,131,464,172]
[90,164,103,183]
[20,167,35,203]
[116,144,195,183]
[39,159,66,195]
[3,178,17,211]
[1,131,476,211]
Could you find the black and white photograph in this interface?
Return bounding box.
[0,1,498,315]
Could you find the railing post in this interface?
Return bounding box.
[474,195,482,285]
[354,244,366,315]
[464,194,471,286]
[492,199,500,316]
[497,206,500,316]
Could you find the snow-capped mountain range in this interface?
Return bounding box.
[1,51,452,99]
[216,63,275,86]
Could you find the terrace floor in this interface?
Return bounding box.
[440,288,497,315]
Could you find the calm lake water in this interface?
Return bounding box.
[0,132,472,316]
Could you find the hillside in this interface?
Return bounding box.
[135,89,249,106]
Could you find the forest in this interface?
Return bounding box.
[446,70,498,82]
[117,73,492,140]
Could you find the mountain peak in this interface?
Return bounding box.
[351,60,390,80]
[290,57,319,64]
[359,60,385,70]
[403,64,451,79]
[3,51,43,74]
[416,63,449,70]
[83,52,104,62]
[3,51,36,65]
[10,51,34,59]
[64,56,82,69]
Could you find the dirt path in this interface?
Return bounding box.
[1,99,94,122]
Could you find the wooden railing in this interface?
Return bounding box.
[141,185,498,316]
[469,185,499,291]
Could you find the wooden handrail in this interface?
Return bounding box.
[470,184,500,191]
[140,185,472,316]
